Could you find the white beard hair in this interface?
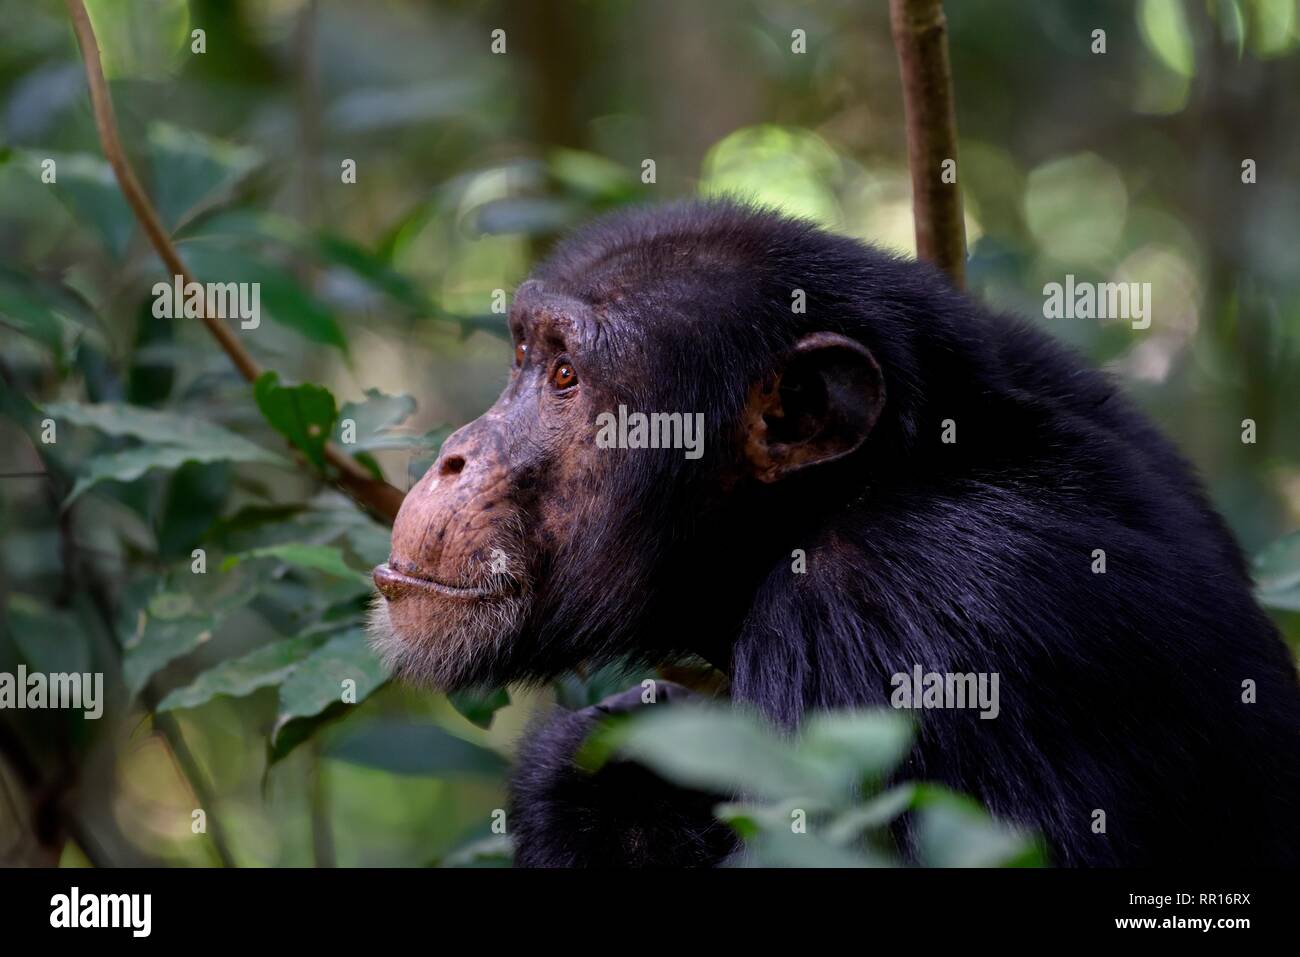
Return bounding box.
[367,516,529,689]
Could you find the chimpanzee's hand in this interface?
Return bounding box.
[507,679,736,867]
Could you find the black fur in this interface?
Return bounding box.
[506,200,1300,867]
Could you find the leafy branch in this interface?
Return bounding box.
[64,0,405,523]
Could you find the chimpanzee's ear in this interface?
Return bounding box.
[743,332,885,483]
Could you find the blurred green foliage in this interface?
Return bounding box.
[0,0,1298,867]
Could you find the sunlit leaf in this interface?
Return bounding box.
[83,0,190,81]
[1139,0,1195,78]
[548,148,637,202]
[700,125,842,226]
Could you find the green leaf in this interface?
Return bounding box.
[615,705,823,800]
[253,371,337,470]
[733,828,885,868]
[0,269,60,353]
[147,122,262,230]
[66,442,278,503]
[272,627,389,741]
[797,710,915,788]
[120,567,262,694]
[347,428,448,453]
[548,148,638,202]
[156,633,328,712]
[448,687,511,729]
[334,389,431,453]
[122,611,216,694]
[43,401,285,458]
[1254,532,1300,611]
[6,594,91,675]
[715,796,834,839]
[179,242,347,349]
[157,461,230,560]
[0,269,93,359]
[83,0,190,81]
[823,786,917,846]
[340,518,395,569]
[21,151,133,257]
[326,720,508,776]
[1139,0,1195,78]
[553,662,651,710]
[911,785,1045,868]
[221,543,366,582]
[45,401,286,501]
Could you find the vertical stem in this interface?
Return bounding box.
[889,0,967,288]
[310,741,335,866]
[152,712,239,867]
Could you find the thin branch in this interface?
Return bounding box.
[889,0,967,288]
[309,740,335,867]
[64,0,405,523]
[153,712,238,867]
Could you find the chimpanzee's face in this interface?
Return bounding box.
[370,265,884,690]
[369,281,645,688]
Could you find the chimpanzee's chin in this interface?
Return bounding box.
[366,592,525,691]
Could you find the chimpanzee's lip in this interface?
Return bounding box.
[372,562,497,601]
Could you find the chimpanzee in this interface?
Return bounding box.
[370,200,1300,867]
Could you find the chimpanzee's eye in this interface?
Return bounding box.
[513,341,527,368]
[551,359,578,390]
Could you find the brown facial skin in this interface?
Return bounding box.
[370,283,622,687]
[370,278,883,690]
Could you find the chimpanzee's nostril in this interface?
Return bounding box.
[440,455,466,477]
